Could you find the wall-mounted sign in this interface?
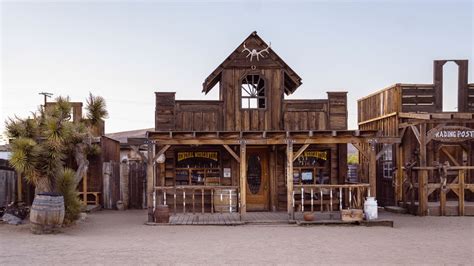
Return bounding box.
[177,152,219,162]
[302,151,328,161]
[432,126,474,142]
[223,168,231,178]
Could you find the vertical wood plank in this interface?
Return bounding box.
[459,170,465,216]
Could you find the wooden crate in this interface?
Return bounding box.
[341,209,363,222]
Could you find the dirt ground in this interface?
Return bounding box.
[0,210,472,265]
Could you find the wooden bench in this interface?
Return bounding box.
[77,192,101,205]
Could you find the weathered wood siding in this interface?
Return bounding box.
[220,69,284,131]
[175,101,223,131]
[283,100,328,130]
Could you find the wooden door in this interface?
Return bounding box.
[376,145,395,206]
[246,148,270,211]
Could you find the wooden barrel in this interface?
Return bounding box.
[154,205,169,223]
[213,188,237,213]
[30,193,65,234]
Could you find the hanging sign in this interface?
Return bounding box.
[177,152,219,162]
[432,126,474,142]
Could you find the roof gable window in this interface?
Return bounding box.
[241,74,266,109]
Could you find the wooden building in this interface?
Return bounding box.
[144,32,398,222]
[358,60,474,216]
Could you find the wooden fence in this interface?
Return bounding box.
[0,169,16,207]
[103,161,121,209]
[403,166,474,216]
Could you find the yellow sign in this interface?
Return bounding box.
[302,151,328,161]
[177,152,218,162]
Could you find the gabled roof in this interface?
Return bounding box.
[202,31,302,95]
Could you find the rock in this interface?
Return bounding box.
[2,213,22,225]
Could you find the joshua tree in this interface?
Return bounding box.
[5,93,108,222]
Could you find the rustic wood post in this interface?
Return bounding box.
[82,173,87,203]
[395,145,403,204]
[369,141,377,198]
[239,141,247,217]
[286,139,294,220]
[146,142,155,222]
[418,123,428,216]
[459,170,465,216]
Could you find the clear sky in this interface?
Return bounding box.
[1,0,473,136]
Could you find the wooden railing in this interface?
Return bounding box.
[293,184,370,213]
[402,166,474,216]
[154,186,239,215]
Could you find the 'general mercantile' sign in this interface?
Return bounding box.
[432,126,474,142]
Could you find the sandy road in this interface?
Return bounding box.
[0,210,472,265]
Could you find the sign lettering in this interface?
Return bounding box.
[177,152,219,162]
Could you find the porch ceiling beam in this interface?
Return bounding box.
[292,144,310,162]
[223,144,240,163]
[153,145,171,162]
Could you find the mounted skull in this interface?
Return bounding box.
[242,42,271,62]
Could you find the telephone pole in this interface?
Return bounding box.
[38,92,53,109]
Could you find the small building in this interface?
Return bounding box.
[143,32,397,221]
[357,60,474,216]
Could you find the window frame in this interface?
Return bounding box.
[240,74,267,110]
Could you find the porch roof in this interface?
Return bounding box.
[135,129,400,145]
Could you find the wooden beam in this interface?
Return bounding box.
[440,147,461,166]
[130,145,147,162]
[151,137,387,145]
[376,144,392,161]
[153,145,171,162]
[292,144,310,162]
[358,112,398,126]
[287,139,294,220]
[398,112,431,120]
[223,144,240,163]
[352,142,369,160]
[410,125,421,145]
[418,123,428,216]
[426,123,446,144]
[239,141,247,217]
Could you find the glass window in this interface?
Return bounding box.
[241,75,266,109]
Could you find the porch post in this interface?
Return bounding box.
[146,141,156,222]
[286,139,294,220]
[239,141,247,216]
[418,123,428,216]
[369,141,377,198]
